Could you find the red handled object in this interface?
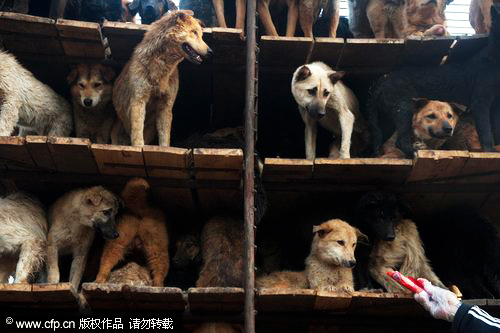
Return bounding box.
[387,271,425,294]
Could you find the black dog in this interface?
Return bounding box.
[419,207,500,299]
[367,4,500,157]
[128,0,176,24]
[353,191,412,290]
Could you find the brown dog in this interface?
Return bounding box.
[213,0,246,29]
[299,0,340,37]
[108,262,153,286]
[112,10,212,146]
[256,271,308,288]
[406,0,448,37]
[470,0,494,33]
[306,219,368,292]
[95,178,169,287]
[380,98,459,158]
[196,215,244,287]
[67,64,116,144]
[258,0,299,36]
[367,0,407,38]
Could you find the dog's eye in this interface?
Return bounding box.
[426,114,437,120]
[102,208,113,216]
[352,243,356,248]
[447,113,453,119]
[337,240,345,246]
[323,90,329,97]
[94,82,102,88]
[78,83,85,89]
[307,88,317,96]
[193,30,198,37]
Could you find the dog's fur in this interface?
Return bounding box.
[380,98,459,158]
[306,219,368,292]
[355,191,445,292]
[196,215,244,287]
[112,10,211,146]
[128,0,176,24]
[368,5,500,157]
[95,178,169,287]
[0,191,47,283]
[470,0,494,33]
[168,232,202,289]
[348,0,374,37]
[442,114,482,151]
[108,262,152,286]
[420,207,500,299]
[47,186,120,287]
[258,0,299,37]
[299,0,340,37]
[213,0,246,29]
[366,0,407,38]
[256,270,308,288]
[67,64,116,144]
[0,50,72,137]
[406,0,448,37]
[291,62,370,159]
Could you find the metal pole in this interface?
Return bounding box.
[243,0,257,331]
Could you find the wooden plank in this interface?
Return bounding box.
[260,36,313,68]
[0,283,35,303]
[314,158,413,184]
[445,35,488,64]
[82,283,185,311]
[256,288,316,312]
[92,144,146,177]
[314,290,352,311]
[349,292,426,316]
[407,150,470,183]
[339,39,405,71]
[263,158,313,182]
[192,148,243,181]
[56,19,107,59]
[211,27,243,42]
[454,152,500,184]
[102,21,148,62]
[0,136,35,170]
[143,146,191,179]
[25,136,56,171]
[404,36,454,66]
[0,12,57,35]
[47,137,98,174]
[187,287,244,312]
[308,38,344,67]
[31,283,78,305]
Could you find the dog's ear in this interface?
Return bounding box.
[448,102,467,115]
[196,18,206,28]
[411,97,430,111]
[67,67,79,85]
[295,65,311,82]
[128,0,140,15]
[85,191,103,206]
[100,66,116,83]
[175,10,194,22]
[355,228,369,245]
[313,225,331,239]
[328,71,345,85]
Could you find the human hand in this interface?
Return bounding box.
[414,278,461,322]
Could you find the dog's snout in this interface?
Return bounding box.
[206,46,213,58]
[346,260,356,268]
[83,98,93,107]
[443,122,453,134]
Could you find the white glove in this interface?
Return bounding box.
[414,278,461,322]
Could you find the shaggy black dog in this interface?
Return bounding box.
[367,4,500,157]
[419,208,500,299]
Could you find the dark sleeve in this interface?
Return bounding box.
[453,304,500,333]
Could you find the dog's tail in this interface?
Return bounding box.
[121,178,150,213]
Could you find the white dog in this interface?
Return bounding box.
[0,191,47,283]
[291,62,369,159]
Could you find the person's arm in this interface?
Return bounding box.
[453,303,500,333]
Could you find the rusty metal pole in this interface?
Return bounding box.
[243,0,257,332]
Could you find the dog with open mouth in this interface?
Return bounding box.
[112,10,212,146]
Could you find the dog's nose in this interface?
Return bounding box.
[206,47,213,58]
[346,260,356,268]
[443,123,453,134]
[83,98,93,107]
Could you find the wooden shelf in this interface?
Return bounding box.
[0,283,79,308]
[187,287,245,313]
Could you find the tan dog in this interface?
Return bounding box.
[108,262,153,286]
[406,0,448,37]
[258,0,299,37]
[367,0,407,38]
[381,98,459,158]
[368,218,446,292]
[95,178,169,287]
[0,50,72,137]
[291,62,370,159]
[299,0,340,37]
[306,219,368,292]
[256,271,308,288]
[112,10,212,146]
[213,0,246,29]
[196,215,244,287]
[470,0,494,33]
[47,186,121,288]
[0,191,47,283]
[67,64,116,144]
